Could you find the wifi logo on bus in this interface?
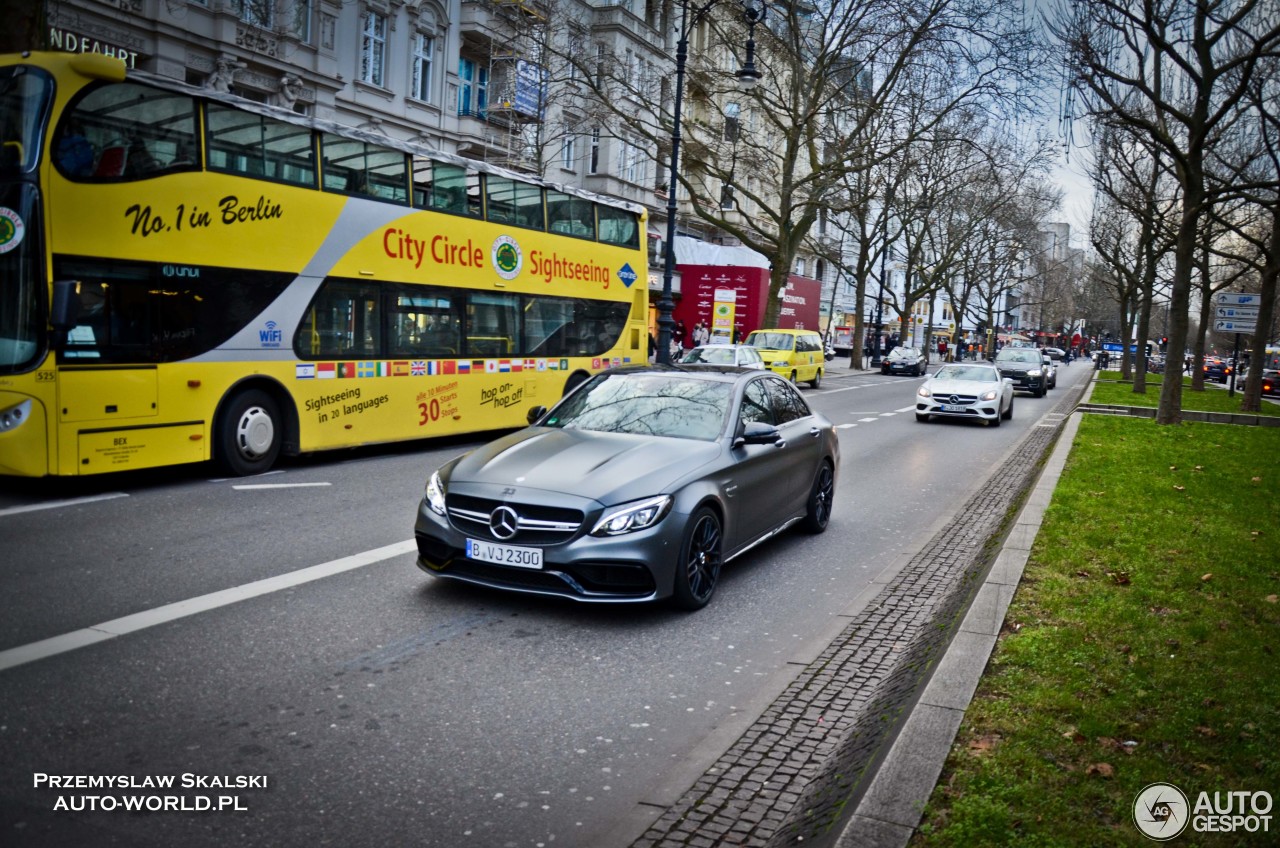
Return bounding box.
[259,320,283,348]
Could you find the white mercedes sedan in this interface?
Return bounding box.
[915,363,1014,426]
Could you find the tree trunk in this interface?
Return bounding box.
[1241,208,1279,413]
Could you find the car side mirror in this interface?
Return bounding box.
[734,420,784,448]
[526,405,548,425]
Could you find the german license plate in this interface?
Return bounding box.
[466,538,543,569]
[941,404,965,412]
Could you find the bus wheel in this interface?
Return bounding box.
[217,389,282,476]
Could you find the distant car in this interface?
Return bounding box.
[1262,369,1280,398]
[414,366,840,610]
[916,363,1014,426]
[993,347,1047,396]
[881,346,928,377]
[1044,347,1066,360]
[1041,355,1058,389]
[680,344,766,369]
[1204,357,1232,384]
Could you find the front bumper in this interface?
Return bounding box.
[999,372,1044,393]
[917,397,1001,421]
[414,496,690,603]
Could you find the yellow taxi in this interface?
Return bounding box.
[744,329,826,388]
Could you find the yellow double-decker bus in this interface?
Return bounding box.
[0,52,648,477]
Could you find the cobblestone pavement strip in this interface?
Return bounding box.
[626,379,1092,848]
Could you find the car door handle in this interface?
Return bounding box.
[809,427,821,438]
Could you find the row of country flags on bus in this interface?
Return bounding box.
[295,358,630,380]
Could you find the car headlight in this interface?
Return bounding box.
[1027,369,1042,377]
[590,495,673,537]
[917,386,932,398]
[980,389,998,401]
[425,470,447,516]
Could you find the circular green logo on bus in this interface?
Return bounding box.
[0,207,24,255]
[492,235,522,281]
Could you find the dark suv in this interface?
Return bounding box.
[993,347,1047,397]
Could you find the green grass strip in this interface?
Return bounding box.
[914,417,1280,847]
[1090,374,1280,417]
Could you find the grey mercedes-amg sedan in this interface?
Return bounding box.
[414,365,840,610]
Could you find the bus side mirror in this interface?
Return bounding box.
[50,279,81,348]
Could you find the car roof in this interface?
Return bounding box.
[605,363,771,383]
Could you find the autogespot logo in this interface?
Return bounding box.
[1134,782,1190,841]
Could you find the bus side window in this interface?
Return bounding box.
[60,81,197,183]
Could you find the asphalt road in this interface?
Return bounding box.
[0,359,1092,848]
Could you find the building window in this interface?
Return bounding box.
[617,136,645,184]
[360,11,387,87]
[561,133,576,171]
[589,128,600,174]
[240,0,273,28]
[458,58,488,118]
[595,44,606,88]
[290,0,312,43]
[724,102,740,142]
[568,30,584,81]
[412,33,434,102]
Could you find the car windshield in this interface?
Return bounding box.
[996,350,1040,363]
[935,365,997,382]
[747,332,794,350]
[544,373,733,441]
[682,346,736,365]
[888,348,917,360]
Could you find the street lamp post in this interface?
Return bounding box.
[656,0,766,364]
[870,242,887,367]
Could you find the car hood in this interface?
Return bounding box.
[995,360,1037,371]
[445,427,721,504]
[926,377,999,395]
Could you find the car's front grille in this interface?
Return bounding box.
[416,542,656,600]
[445,494,583,545]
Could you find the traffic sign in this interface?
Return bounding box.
[1212,292,1261,307]
[1214,319,1257,333]
[1215,306,1260,319]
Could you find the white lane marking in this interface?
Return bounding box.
[836,423,857,429]
[895,406,916,413]
[209,470,285,483]
[857,417,879,423]
[879,412,897,417]
[0,539,417,672]
[0,492,129,518]
[232,482,333,490]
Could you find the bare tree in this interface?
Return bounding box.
[561,0,1046,329]
[1052,0,1280,423]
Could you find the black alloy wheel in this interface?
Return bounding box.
[672,507,723,610]
[801,462,835,533]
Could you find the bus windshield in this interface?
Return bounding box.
[0,65,53,372]
[0,65,53,173]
